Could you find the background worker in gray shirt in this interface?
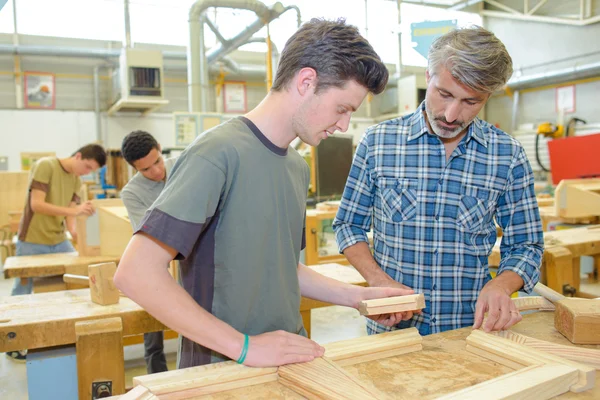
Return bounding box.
[120,130,177,373]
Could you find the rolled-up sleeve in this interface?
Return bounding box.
[333,131,374,253]
[496,147,544,292]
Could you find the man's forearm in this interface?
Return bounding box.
[343,242,390,285]
[297,263,359,308]
[33,201,76,217]
[491,270,524,294]
[114,234,244,360]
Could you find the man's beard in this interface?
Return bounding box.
[425,106,468,139]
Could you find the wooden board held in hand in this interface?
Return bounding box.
[358,293,425,316]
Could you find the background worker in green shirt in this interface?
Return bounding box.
[115,19,414,369]
[7,143,106,362]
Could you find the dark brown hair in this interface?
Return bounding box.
[74,144,106,167]
[272,18,389,95]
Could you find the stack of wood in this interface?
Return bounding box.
[105,149,130,190]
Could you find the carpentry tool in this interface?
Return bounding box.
[63,262,120,306]
[534,282,600,344]
[358,293,425,316]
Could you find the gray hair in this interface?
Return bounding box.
[427,26,513,94]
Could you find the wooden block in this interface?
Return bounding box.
[278,356,387,400]
[89,262,119,306]
[555,298,600,344]
[512,296,555,312]
[133,361,277,397]
[358,293,425,316]
[437,363,579,400]
[119,385,157,400]
[466,329,595,392]
[76,317,125,399]
[493,330,600,370]
[324,327,422,366]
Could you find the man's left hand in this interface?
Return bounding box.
[473,278,522,332]
[356,286,419,327]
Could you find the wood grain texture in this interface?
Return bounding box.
[555,298,600,344]
[98,206,133,257]
[76,318,125,399]
[0,171,28,228]
[89,262,119,306]
[278,357,388,400]
[118,385,157,399]
[493,330,600,370]
[512,296,555,311]
[358,294,425,316]
[437,363,579,400]
[3,252,119,278]
[466,329,595,392]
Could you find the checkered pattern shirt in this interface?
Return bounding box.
[333,103,544,336]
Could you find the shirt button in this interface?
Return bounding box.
[432,317,436,323]
[435,215,439,220]
[438,180,442,185]
[434,249,438,255]
[432,284,437,290]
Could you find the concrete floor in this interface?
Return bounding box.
[1,263,598,400]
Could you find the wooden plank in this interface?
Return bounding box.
[493,330,600,370]
[76,317,125,399]
[133,361,277,397]
[358,293,425,316]
[278,356,387,400]
[3,252,120,279]
[466,329,595,392]
[0,171,28,228]
[324,327,422,366]
[118,386,157,400]
[437,363,579,400]
[99,206,133,257]
[512,296,555,311]
[555,298,600,344]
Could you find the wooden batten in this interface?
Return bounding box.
[437,363,579,400]
[466,329,595,392]
[493,330,600,370]
[512,296,555,312]
[278,357,387,400]
[358,294,425,316]
[118,385,157,400]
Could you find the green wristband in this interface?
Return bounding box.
[236,334,249,364]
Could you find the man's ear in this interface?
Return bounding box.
[295,67,318,97]
[74,152,82,161]
[425,69,431,84]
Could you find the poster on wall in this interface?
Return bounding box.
[173,112,200,146]
[24,72,56,109]
[223,82,247,113]
[556,85,575,114]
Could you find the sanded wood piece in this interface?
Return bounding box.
[133,361,277,398]
[555,298,600,345]
[437,363,579,400]
[358,293,425,316]
[278,356,387,400]
[324,327,422,366]
[493,330,600,370]
[512,296,555,312]
[119,385,157,400]
[466,329,595,392]
[76,317,125,399]
[89,262,119,305]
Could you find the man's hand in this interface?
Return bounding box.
[473,277,522,332]
[74,201,95,216]
[357,280,419,326]
[242,330,324,367]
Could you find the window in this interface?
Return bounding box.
[0,0,15,34]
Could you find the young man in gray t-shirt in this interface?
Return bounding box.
[115,19,415,369]
[120,131,176,373]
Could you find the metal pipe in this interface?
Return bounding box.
[482,9,600,25]
[12,0,23,109]
[204,17,228,45]
[485,0,520,15]
[265,24,273,90]
[283,5,302,28]
[93,66,102,143]
[396,0,403,115]
[506,61,600,91]
[527,0,547,15]
[124,0,131,48]
[511,90,520,134]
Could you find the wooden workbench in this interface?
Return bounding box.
[489,225,600,295]
[119,311,599,399]
[2,252,120,279]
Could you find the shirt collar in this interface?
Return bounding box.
[407,101,488,148]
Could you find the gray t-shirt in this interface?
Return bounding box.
[121,157,177,230]
[136,117,309,368]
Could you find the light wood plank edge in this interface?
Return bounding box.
[436,363,579,400]
[358,294,425,316]
[116,385,157,400]
[512,296,555,312]
[493,330,600,370]
[466,329,595,392]
[133,361,277,396]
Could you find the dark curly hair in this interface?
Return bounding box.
[121,131,159,165]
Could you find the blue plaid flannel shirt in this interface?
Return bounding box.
[333,102,544,336]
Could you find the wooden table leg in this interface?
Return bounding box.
[544,247,574,295]
[301,310,311,339]
[76,317,125,399]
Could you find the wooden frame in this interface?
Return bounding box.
[118,321,596,400]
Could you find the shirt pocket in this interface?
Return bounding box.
[457,184,499,233]
[379,178,418,223]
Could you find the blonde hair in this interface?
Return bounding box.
[427,26,513,94]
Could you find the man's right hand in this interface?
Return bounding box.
[74,201,95,216]
[368,274,420,321]
[243,330,324,367]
